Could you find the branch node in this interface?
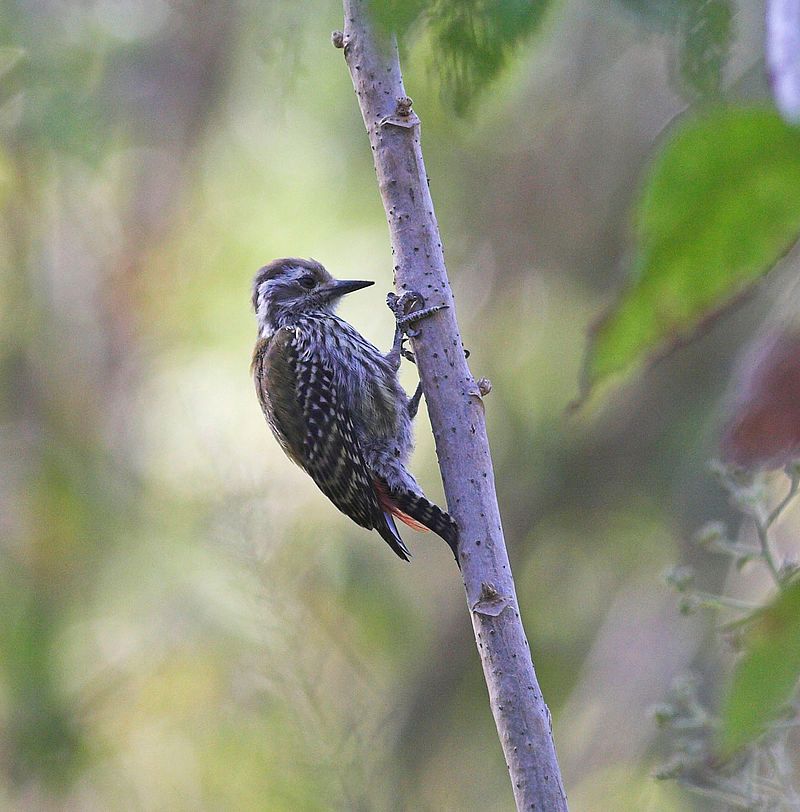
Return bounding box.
[379,97,420,129]
[331,30,345,48]
[477,377,493,396]
[473,582,513,617]
[466,380,487,411]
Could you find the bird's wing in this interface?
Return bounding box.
[253,330,306,467]
[256,327,388,534]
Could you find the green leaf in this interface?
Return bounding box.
[720,580,800,753]
[582,108,800,398]
[371,0,553,114]
[427,0,552,114]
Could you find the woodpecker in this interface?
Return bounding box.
[251,257,459,561]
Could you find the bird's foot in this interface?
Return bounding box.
[408,382,424,419]
[386,290,447,338]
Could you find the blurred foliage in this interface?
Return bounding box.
[615,0,734,100]
[676,0,733,100]
[660,464,800,805]
[372,0,553,114]
[614,0,687,31]
[0,0,794,810]
[722,578,800,753]
[583,108,800,400]
[721,328,800,469]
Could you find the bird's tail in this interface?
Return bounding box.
[375,478,459,562]
[377,512,412,562]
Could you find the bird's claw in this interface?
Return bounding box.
[386,290,422,319]
[386,290,447,338]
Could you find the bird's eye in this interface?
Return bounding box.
[299,275,317,290]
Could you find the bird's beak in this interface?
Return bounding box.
[324,278,375,299]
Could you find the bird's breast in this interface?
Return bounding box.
[288,317,410,451]
[318,324,403,439]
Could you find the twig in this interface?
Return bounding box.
[766,469,800,529]
[755,469,800,587]
[694,592,761,613]
[335,4,568,810]
[754,517,782,585]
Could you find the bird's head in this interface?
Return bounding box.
[252,258,374,334]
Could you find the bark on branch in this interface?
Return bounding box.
[336,3,568,809]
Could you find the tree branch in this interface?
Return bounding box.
[766,0,800,124]
[335,4,567,809]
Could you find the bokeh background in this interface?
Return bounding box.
[0,0,790,809]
